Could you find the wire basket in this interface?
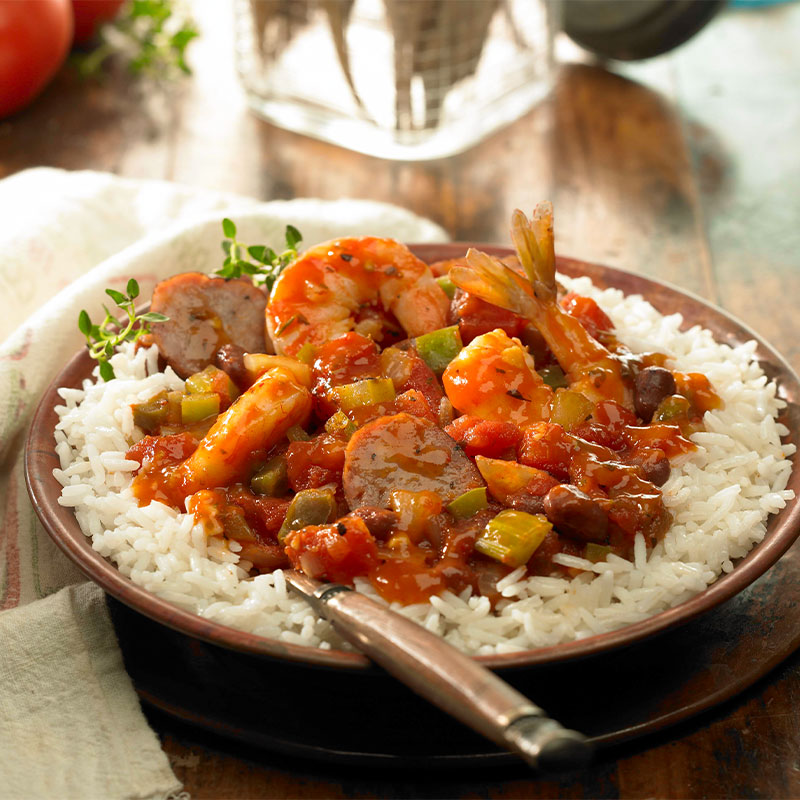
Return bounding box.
[235,0,557,160]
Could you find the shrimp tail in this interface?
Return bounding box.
[449,203,558,321]
[450,249,538,320]
[510,204,556,304]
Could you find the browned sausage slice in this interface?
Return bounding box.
[343,413,483,509]
[150,272,267,378]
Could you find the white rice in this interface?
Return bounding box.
[53,277,796,655]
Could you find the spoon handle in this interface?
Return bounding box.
[284,571,592,772]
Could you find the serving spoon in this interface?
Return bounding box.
[284,569,593,772]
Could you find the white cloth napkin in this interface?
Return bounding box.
[0,168,447,799]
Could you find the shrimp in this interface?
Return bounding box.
[266,237,450,356]
[178,364,312,492]
[442,329,553,427]
[449,204,630,406]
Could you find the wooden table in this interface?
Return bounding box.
[3,1,799,797]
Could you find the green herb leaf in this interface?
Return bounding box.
[214,218,303,291]
[99,361,115,381]
[248,245,278,264]
[285,225,302,250]
[105,288,127,305]
[73,0,198,80]
[276,315,298,335]
[77,282,169,381]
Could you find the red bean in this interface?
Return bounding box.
[543,484,608,543]
[634,366,677,422]
[214,344,250,391]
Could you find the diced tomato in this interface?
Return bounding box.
[286,434,347,492]
[573,401,638,450]
[395,389,437,422]
[571,421,626,451]
[186,486,290,571]
[567,451,672,547]
[127,432,198,468]
[453,290,525,344]
[517,422,578,481]
[398,350,444,416]
[341,388,438,427]
[568,451,632,495]
[593,399,638,429]
[560,293,614,340]
[285,516,379,584]
[445,415,522,458]
[312,332,382,416]
[127,433,198,507]
[226,486,290,542]
[607,494,672,546]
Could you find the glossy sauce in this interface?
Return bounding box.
[128,279,722,606]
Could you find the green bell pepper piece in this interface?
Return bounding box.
[278,487,338,543]
[446,487,488,521]
[251,455,289,497]
[414,325,463,374]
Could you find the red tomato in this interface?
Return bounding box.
[445,415,522,458]
[71,0,125,45]
[560,292,614,340]
[453,290,525,343]
[0,0,73,119]
[517,422,578,481]
[285,518,379,585]
[286,434,347,492]
[311,332,381,417]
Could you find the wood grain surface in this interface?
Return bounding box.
[3,0,799,797]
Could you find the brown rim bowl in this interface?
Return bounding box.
[25,245,800,673]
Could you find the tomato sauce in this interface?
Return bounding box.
[128,279,723,606]
[127,433,198,508]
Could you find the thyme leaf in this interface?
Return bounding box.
[214,219,303,292]
[77,279,168,381]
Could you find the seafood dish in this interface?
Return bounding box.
[52,205,795,654]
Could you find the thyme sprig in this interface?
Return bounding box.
[215,219,302,292]
[78,279,168,381]
[75,0,199,79]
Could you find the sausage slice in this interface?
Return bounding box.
[343,413,483,509]
[150,272,267,378]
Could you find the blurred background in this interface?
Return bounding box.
[2,0,798,360]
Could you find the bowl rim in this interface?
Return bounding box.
[25,245,800,671]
